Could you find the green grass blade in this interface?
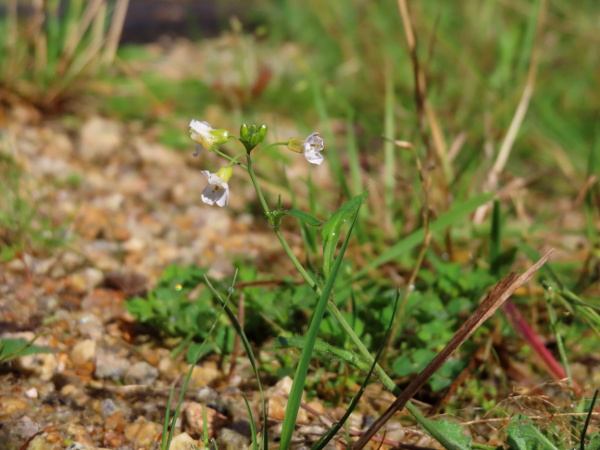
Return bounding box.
[354,192,494,278]
[580,390,599,450]
[162,272,238,450]
[160,384,176,449]
[310,290,400,450]
[322,194,366,278]
[204,276,268,450]
[241,392,259,450]
[279,190,367,449]
[490,199,501,276]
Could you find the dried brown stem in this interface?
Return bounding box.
[353,249,554,449]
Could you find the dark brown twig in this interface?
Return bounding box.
[353,250,553,449]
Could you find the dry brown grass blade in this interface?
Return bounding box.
[58,0,105,73]
[102,0,130,66]
[397,0,452,186]
[474,0,547,224]
[352,249,554,449]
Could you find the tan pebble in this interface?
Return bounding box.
[25,436,50,450]
[45,431,63,444]
[71,339,97,366]
[103,429,125,447]
[348,412,364,430]
[46,131,73,158]
[134,136,184,167]
[184,402,228,438]
[190,361,222,388]
[124,420,161,447]
[80,116,123,162]
[104,410,125,431]
[0,397,30,415]
[15,352,58,381]
[123,237,146,253]
[66,273,88,295]
[61,384,77,396]
[306,400,325,416]
[169,432,204,450]
[266,376,308,423]
[111,225,131,242]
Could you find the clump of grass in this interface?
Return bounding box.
[0,151,66,264]
[0,0,129,111]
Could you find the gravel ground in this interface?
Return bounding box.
[0,83,433,449]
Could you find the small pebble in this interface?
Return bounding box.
[71,339,97,366]
[123,361,158,385]
[216,427,250,450]
[100,398,118,418]
[169,432,202,450]
[94,349,129,381]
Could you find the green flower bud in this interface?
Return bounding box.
[240,123,249,141]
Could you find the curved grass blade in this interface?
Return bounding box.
[279,190,368,449]
[162,271,238,450]
[322,193,366,278]
[273,336,371,373]
[311,290,400,450]
[354,192,493,278]
[204,276,268,450]
[580,389,599,450]
[242,392,259,450]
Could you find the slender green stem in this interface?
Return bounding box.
[245,154,270,214]
[245,152,395,389]
[273,228,318,289]
[245,150,456,447]
[215,149,248,170]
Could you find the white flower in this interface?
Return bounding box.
[287,132,324,165]
[200,167,232,207]
[189,119,229,153]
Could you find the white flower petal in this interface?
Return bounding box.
[200,170,230,207]
[304,149,324,165]
[215,187,229,207]
[190,120,211,134]
[306,132,324,151]
[201,182,229,207]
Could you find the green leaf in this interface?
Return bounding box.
[322,193,366,278]
[506,415,560,450]
[0,338,51,364]
[282,209,322,227]
[273,336,371,372]
[587,433,600,450]
[427,419,472,449]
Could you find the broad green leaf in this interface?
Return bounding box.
[427,419,472,449]
[322,193,366,277]
[506,415,560,450]
[282,209,322,227]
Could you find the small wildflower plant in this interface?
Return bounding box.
[182,120,491,449]
[185,119,381,448]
